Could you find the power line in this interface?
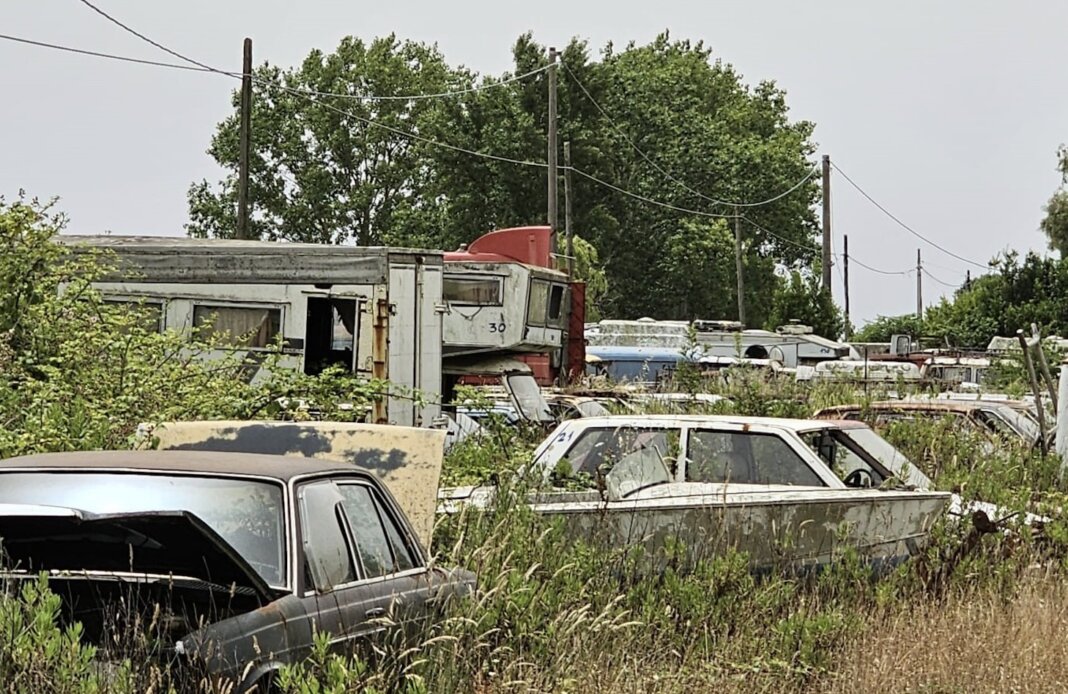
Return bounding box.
[75,0,551,101]
[77,0,224,74]
[293,64,552,102]
[742,217,818,255]
[0,33,223,74]
[568,167,738,219]
[830,162,989,270]
[277,84,549,168]
[922,267,959,288]
[563,62,820,209]
[40,5,835,236]
[70,1,550,169]
[850,256,910,276]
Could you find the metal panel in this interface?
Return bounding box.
[144,420,446,549]
[59,236,446,285]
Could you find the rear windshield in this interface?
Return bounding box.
[0,472,286,587]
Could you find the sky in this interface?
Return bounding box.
[4,0,1067,325]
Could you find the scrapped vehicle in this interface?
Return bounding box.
[814,400,1043,449]
[442,415,949,573]
[0,451,474,692]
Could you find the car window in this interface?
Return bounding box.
[563,427,679,477]
[299,483,356,591]
[686,430,824,487]
[337,484,417,577]
[801,431,886,488]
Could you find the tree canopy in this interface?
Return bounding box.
[188,32,832,332]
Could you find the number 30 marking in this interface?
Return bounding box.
[488,322,506,333]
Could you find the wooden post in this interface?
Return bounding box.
[236,37,253,240]
[1018,329,1048,454]
[843,234,851,339]
[821,154,832,292]
[547,47,559,252]
[734,212,746,326]
[916,248,923,319]
[564,141,574,280]
[1032,323,1059,413]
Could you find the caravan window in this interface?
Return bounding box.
[444,276,502,305]
[193,304,281,349]
[527,280,549,325]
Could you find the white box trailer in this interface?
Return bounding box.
[60,236,444,427]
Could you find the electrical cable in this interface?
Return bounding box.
[922,267,959,288]
[0,33,223,74]
[563,62,819,209]
[830,162,989,270]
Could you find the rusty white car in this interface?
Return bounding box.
[442,415,950,573]
[0,451,474,692]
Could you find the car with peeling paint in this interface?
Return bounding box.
[813,400,1044,450]
[0,451,474,692]
[441,415,950,573]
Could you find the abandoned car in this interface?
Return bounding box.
[441,415,950,572]
[0,451,475,691]
[813,400,1044,449]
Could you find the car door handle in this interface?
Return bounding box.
[365,607,386,618]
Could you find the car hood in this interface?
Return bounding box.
[0,503,277,603]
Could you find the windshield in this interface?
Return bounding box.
[0,472,286,586]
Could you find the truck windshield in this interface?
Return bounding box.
[0,472,286,587]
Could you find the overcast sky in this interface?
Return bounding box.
[4,0,1067,325]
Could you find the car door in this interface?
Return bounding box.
[335,481,434,632]
[297,480,382,649]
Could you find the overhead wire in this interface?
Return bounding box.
[830,162,989,270]
[45,0,957,284]
[922,267,959,289]
[0,33,223,74]
[76,0,552,102]
[562,62,820,209]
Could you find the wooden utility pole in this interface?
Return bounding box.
[915,248,923,319]
[563,141,575,280]
[821,154,832,292]
[734,212,746,326]
[843,234,851,339]
[236,37,253,240]
[547,47,559,252]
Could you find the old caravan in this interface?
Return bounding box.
[60,236,443,427]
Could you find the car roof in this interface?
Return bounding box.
[0,450,365,482]
[556,414,868,433]
[821,400,991,413]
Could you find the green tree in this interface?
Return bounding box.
[571,235,608,322]
[766,271,843,338]
[1041,145,1068,256]
[190,32,826,324]
[187,35,468,245]
[852,314,925,343]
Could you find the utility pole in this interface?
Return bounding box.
[734,212,746,326]
[563,141,575,280]
[821,154,832,292]
[547,47,559,254]
[843,234,851,339]
[236,37,253,240]
[916,248,923,320]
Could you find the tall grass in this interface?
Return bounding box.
[6,373,1068,692]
